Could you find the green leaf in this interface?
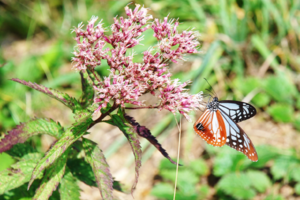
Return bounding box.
[79,71,94,108]
[0,153,14,172]
[33,148,70,200]
[199,185,210,200]
[217,172,256,199]
[160,169,198,192]
[59,167,80,200]
[159,158,179,170]
[67,159,97,187]
[0,118,64,153]
[293,113,300,131]
[213,146,250,176]
[267,103,294,123]
[246,171,271,192]
[249,145,278,168]
[110,113,142,194]
[270,155,299,181]
[233,77,260,95]
[296,97,300,110]
[251,34,279,70]
[151,183,173,199]
[0,153,43,195]
[82,138,113,200]
[289,165,300,182]
[1,181,41,200]
[264,194,285,200]
[295,183,300,195]
[263,74,297,104]
[28,118,93,189]
[252,93,271,108]
[11,78,81,111]
[6,143,38,159]
[189,159,209,176]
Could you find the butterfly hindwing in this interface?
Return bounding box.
[219,109,258,161]
[193,109,227,146]
[218,100,257,123]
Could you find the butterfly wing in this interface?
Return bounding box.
[219,109,258,161]
[218,100,256,123]
[194,109,227,146]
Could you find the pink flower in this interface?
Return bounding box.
[94,74,145,112]
[72,4,202,119]
[152,17,199,63]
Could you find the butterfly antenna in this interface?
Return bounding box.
[204,78,217,97]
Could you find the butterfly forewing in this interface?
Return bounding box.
[218,100,257,123]
[193,109,227,146]
[219,109,258,161]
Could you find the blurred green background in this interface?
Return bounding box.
[1,0,300,199]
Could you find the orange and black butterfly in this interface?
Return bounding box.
[194,86,258,161]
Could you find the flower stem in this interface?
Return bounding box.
[124,105,160,110]
[88,103,118,129]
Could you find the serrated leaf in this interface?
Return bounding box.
[67,159,97,187]
[28,118,93,189]
[11,78,80,111]
[59,167,80,200]
[79,71,94,108]
[247,170,271,192]
[6,143,38,158]
[33,148,70,200]
[0,153,42,194]
[267,103,294,123]
[110,113,142,195]
[67,158,124,192]
[82,138,113,200]
[217,172,256,199]
[1,181,41,200]
[124,114,179,165]
[0,118,64,153]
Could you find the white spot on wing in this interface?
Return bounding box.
[221,103,239,109]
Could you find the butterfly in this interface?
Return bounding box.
[194,91,258,161]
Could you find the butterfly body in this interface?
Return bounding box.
[194,96,258,161]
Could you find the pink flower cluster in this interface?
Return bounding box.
[72,4,202,120]
[72,17,109,71]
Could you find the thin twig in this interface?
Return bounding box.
[88,103,118,129]
[90,69,102,83]
[124,106,160,110]
[173,115,182,200]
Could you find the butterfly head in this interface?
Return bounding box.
[207,96,219,111]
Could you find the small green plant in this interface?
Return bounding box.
[0,4,201,200]
[151,158,209,200]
